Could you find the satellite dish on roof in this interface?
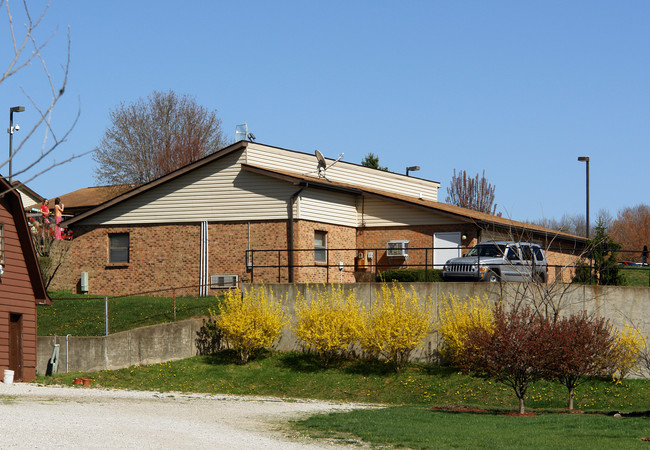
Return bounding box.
[315,149,326,168]
[311,150,344,180]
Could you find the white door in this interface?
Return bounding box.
[434,232,461,270]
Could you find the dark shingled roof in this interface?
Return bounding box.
[26,184,135,216]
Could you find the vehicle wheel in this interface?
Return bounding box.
[536,272,547,283]
[485,270,500,283]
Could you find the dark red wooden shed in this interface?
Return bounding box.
[0,177,51,382]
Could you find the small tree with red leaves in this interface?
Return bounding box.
[546,314,615,410]
[446,169,498,215]
[456,304,552,414]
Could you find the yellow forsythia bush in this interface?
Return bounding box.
[212,286,286,363]
[293,284,363,367]
[436,293,494,362]
[609,325,646,381]
[360,283,432,372]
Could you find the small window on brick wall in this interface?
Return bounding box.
[109,233,129,264]
[314,230,327,263]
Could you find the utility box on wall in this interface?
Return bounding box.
[80,272,89,293]
[355,250,368,271]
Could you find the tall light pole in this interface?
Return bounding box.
[8,106,25,182]
[578,156,590,238]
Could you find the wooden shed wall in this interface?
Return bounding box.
[0,196,39,381]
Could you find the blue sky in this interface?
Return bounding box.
[3,1,649,224]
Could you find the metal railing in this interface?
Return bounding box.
[245,245,650,285]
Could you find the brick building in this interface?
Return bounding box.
[51,142,586,296]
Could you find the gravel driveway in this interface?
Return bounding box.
[0,383,370,449]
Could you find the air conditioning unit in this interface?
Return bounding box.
[387,240,409,258]
[210,274,239,289]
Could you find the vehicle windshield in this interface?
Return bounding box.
[466,244,507,258]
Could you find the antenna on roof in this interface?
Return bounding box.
[235,123,256,142]
[313,150,344,180]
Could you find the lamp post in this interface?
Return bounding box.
[578,156,590,238]
[406,165,420,176]
[8,106,25,182]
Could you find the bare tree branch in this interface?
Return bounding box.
[446,169,499,215]
[0,2,81,187]
[1,0,54,84]
[94,90,228,185]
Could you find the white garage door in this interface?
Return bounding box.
[434,232,461,269]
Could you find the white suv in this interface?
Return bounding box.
[442,241,548,283]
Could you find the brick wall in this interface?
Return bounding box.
[49,219,584,296]
[545,250,580,283]
[358,224,478,273]
[50,224,202,296]
[51,221,294,296]
[210,221,289,284]
[293,220,357,283]
[52,219,351,295]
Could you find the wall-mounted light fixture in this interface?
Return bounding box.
[406,166,420,176]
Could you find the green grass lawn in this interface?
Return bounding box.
[38,291,219,336]
[36,286,650,447]
[37,351,650,447]
[295,406,650,449]
[38,352,650,410]
[620,267,650,287]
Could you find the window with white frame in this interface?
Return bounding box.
[109,233,129,263]
[314,230,327,263]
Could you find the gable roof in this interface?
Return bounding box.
[0,177,51,305]
[65,141,440,226]
[61,141,584,244]
[63,141,250,226]
[240,164,586,243]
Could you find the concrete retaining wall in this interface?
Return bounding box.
[250,282,650,361]
[38,282,650,374]
[37,318,205,375]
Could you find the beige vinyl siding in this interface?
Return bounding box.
[297,188,358,228]
[17,190,38,210]
[360,197,459,227]
[244,143,440,202]
[84,150,297,225]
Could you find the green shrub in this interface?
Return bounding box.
[293,284,363,367]
[572,219,625,286]
[212,286,286,364]
[360,283,433,372]
[376,268,443,283]
[195,318,225,355]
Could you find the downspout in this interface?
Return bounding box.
[288,182,308,283]
[199,221,208,296]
